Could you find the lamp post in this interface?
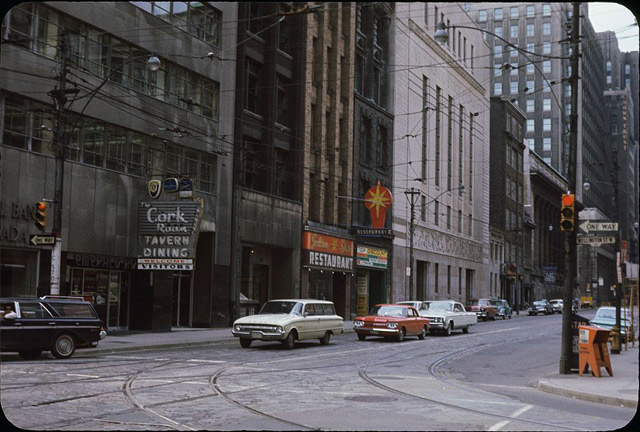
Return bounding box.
[435,4,580,374]
[48,33,160,294]
[404,185,465,300]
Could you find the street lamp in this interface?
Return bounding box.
[48,37,161,294]
[404,185,465,300]
[434,4,581,374]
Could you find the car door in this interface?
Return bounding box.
[302,303,320,339]
[16,301,55,350]
[318,303,340,334]
[0,301,21,350]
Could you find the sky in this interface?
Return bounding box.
[587,2,639,52]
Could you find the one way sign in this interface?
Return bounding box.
[578,221,618,234]
[29,234,56,246]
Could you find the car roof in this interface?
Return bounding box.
[376,304,412,308]
[266,299,334,304]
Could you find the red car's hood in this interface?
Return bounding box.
[357,315,402,322]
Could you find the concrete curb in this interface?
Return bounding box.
[537,380,638,409]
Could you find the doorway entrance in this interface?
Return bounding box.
[172,271,192,327]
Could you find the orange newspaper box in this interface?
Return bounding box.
[578,325,613,377]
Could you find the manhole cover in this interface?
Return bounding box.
[345,395,397,403]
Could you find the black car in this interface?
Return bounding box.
[1,297,106,360]
[526,299,554,315]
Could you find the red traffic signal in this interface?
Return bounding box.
[34,201,48,231]
[560,193,575,232]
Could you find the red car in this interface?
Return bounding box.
[354,304,429,342]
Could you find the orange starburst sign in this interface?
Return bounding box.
[364,182,393,229]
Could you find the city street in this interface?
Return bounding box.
[1,312,635,431]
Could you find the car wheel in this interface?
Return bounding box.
[239,338,252,348]
[282,330,297,349]
[418,326,427,340]
[51,334,75,359]
[445,322,452,336]
[18,350,42,360]
[396,328,405,342]
[319,331,331,345]
[357,333,366,341]
[462,326,470,334]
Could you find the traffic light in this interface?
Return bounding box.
[560,193,575,232]
[34,201,48,231]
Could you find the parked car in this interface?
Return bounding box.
[466,298,498,321]
[397,301,430,317]
[0,297,106,360]
[354,304,429,342]
[494,299,512,319]
[590,306,638,343]
[232,299,343,349]
[422,300,477,335]
[549,299,564,314]
[527,299,554,315]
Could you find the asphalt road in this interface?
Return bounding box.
[0,312,634,431]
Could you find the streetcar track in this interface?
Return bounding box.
[209,366,319,431]
[357,334,588,431]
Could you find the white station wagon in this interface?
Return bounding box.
[232,299,344,349]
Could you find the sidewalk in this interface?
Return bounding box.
[538,343,639,409]
[79,319,638,409]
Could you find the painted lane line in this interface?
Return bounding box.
[66,373,100,378]
[487,404,533,431]
[187,359,226,363]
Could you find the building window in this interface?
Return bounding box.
[543,98,551,111]
[510,6,518,19]
[494,25,503,38]
[527,119,534,132]
[510,25,518,38]
[276,74,289,127]
[542,4,551,16]
[244,59,262,114]
[494,82,502,95]
[543,118,551,132]
[526,99,534,112]
[494,8,503,20]
[510,81,518,94]
[526,5,535,18]
[542,22,551,35]
[494,44,503,59]
[543,137,551,151]
[543,41,551,54]
[543,60,551,74]
[526,23,534,37]
[478,10,487,22]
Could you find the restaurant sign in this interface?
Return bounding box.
[302,231,355,273]
[137,201,202,270]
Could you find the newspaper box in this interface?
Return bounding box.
[578,325,613,377]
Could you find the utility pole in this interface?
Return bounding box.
[559,2,580,375]
[48,32,69,295]
[610,140,622,354]
[404,188,421,300]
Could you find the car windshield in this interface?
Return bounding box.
[259,301,300,315]
[533,301,545,306]
[427,302,453,312]
[595,309,630,320]
[371,305,407,317]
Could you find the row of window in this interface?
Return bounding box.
[2,94,217,193]
[131,2,222,49]
[3,3,221,121]
[478,4,552,22]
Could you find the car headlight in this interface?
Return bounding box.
[234,325,241,332]
[386,322,398,329]
[354,320,364,327]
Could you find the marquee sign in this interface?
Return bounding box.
[137,201,202,270]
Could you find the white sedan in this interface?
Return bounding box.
[423,300,477,335]
[232,299,344,349]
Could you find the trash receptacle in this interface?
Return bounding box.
[578,325,613,377]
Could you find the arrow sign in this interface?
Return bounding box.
[578,221,618,234]
[29,234,56,246]
[576,236,616,246]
